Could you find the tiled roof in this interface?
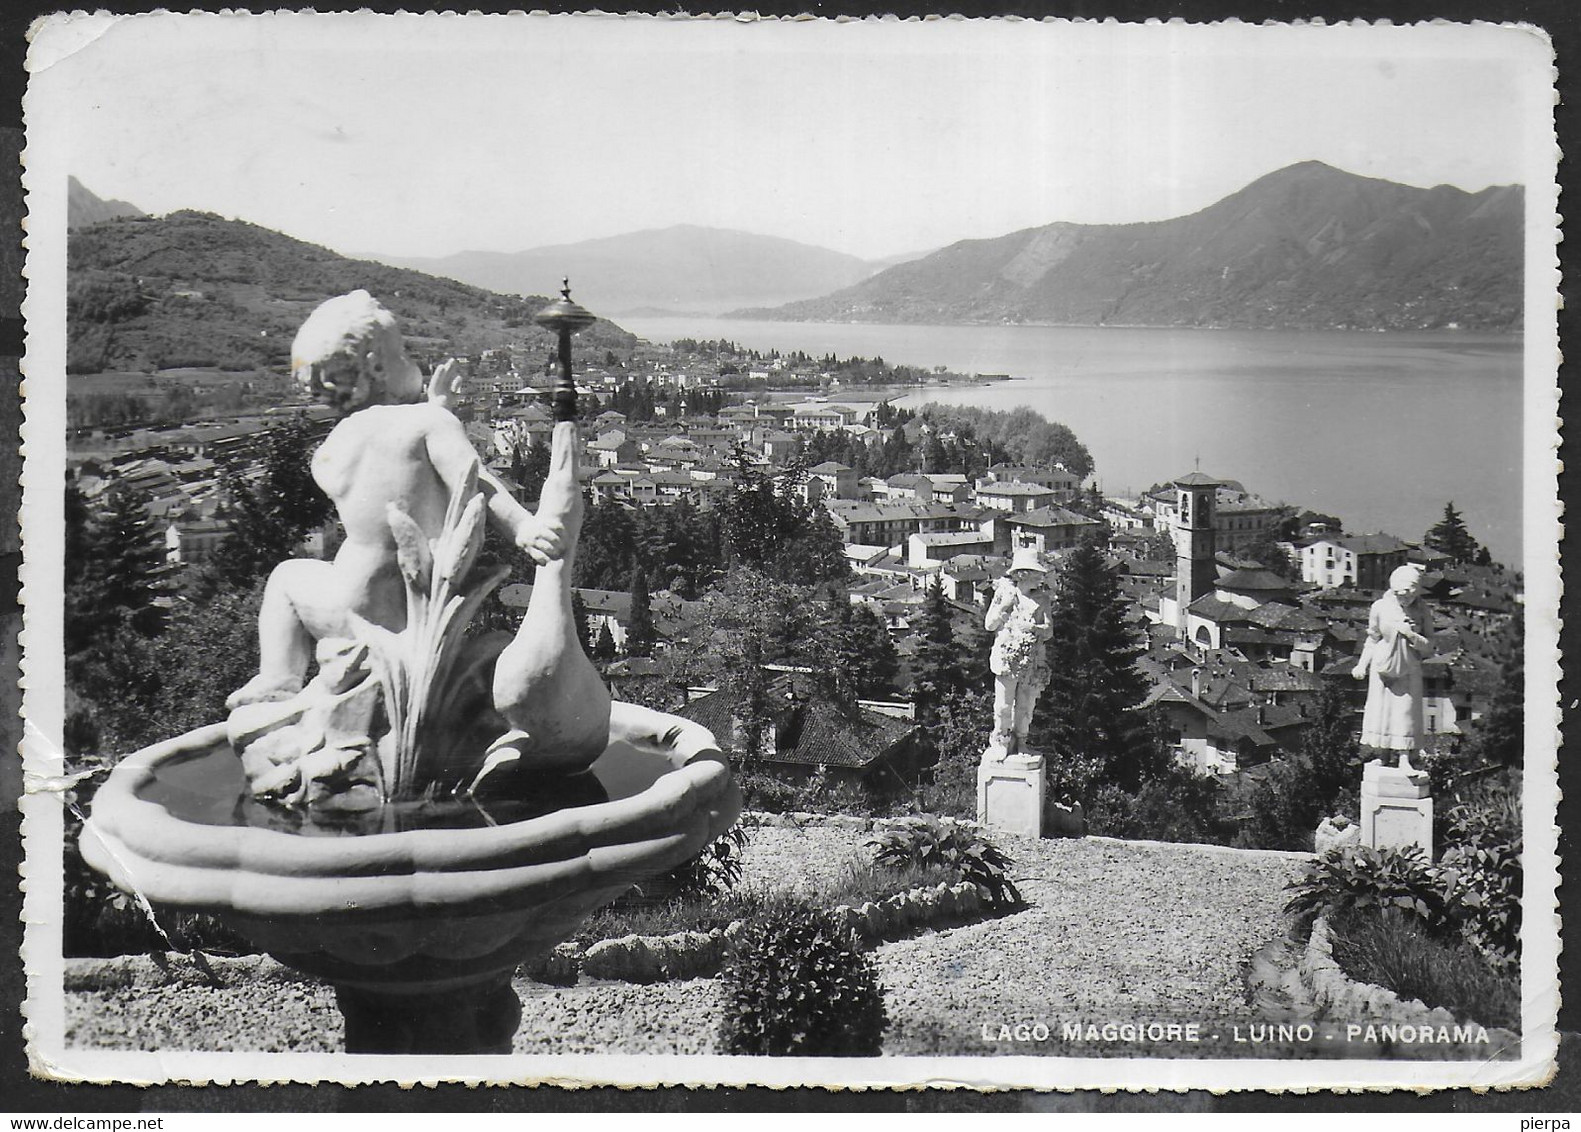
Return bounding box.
[1221,626,1283,646]
[1185,595,1257,623]
[1243,602,1328,632]
[771,700,916,768]
[1217,568,1292,592]
[1006,506,1099,529]
[979,481,1056,496]
[676,687,916,768]
[827,501,969,523]
[1312,532,1411,555]
[1115,556,1174,578]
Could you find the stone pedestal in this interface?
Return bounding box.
[1360,759,1433,858]
[977,750,1046,839]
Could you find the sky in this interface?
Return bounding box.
[28,14,1553,263]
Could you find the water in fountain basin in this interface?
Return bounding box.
[138,737,674,837]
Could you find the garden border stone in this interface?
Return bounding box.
[534,879,991,984]
[1299,914,1519,1052]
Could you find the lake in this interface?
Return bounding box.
[620,317,1529,569]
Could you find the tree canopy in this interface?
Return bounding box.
[915,403,1094,480]
[1030,529,1153,796]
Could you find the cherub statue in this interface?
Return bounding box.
[228,290,564,709]
[227,290,609,804]
[1352,562,1435,773]
[984,546,1053,759]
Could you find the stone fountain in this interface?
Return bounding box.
[80,284,740,1054]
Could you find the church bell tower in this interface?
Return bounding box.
[1173,472,1220,636]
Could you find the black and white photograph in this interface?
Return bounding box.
[16,11,1561,1092]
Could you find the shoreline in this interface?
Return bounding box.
[633,314,1524,339]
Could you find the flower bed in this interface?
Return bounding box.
[1298,915,1519,1057]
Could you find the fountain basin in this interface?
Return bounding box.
[81,700,740,997]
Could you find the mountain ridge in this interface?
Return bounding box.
[732,162,1523,331]
[68,176,146,229]
[372,224,882,317]
[66,210,635,376]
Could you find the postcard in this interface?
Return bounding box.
[18,11,1560,1091]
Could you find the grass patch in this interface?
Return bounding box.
[1326,907,1519,1030]
[573,860,961,945]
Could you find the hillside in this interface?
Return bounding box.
[738,162,1523,331]
[68,177,145,230]
[375,225,879,317]
[66,211,636,376]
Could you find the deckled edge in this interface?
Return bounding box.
[14,9,1565,1096]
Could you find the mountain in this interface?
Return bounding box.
[67,210,635,375]
[736,162,1523,332]
[373,225,880,317]
[68,176,145,229]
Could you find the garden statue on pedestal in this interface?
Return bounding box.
[1351,562,1436,854]
[977,546,1051,839]
[224,288,611,808]
[984,546,1053,760]
[1351,562,1436,770]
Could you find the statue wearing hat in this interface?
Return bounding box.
[984,545,1053,759]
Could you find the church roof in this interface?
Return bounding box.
[1217,568,1293,593]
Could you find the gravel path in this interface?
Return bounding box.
[874,833,1306,1056]
[63,826,1305,1057]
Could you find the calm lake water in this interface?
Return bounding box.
[621,317,1528,569]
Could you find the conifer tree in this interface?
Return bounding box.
[626,565,656,657]
[592,620,617,662]
[570,590,593,653]
[1031,529,1151,793]
[573,495,637,591]
[215,421,332,587]
[1425,501,1482,564]
[909,578,957,720]
[952,608,994,694]
[849,601,900,699]
[814,595,898,706]
[815,595,864,707]
[512,438,551,504]
[66,482,171,663]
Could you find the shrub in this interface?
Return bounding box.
[1327,907,1519,1030]
[1438,773,1523,967]
[1287,834,1521,975]
[652,826,749,901]
[867,816,1022,909]
[1435,767,1521,850]
[717,898,887,1056]
[1090,764,1237,846]
[734,763,899,818]
[1284,845,1450,931]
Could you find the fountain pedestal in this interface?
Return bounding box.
[82,702,739,1056]
[335,979,521,1055]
